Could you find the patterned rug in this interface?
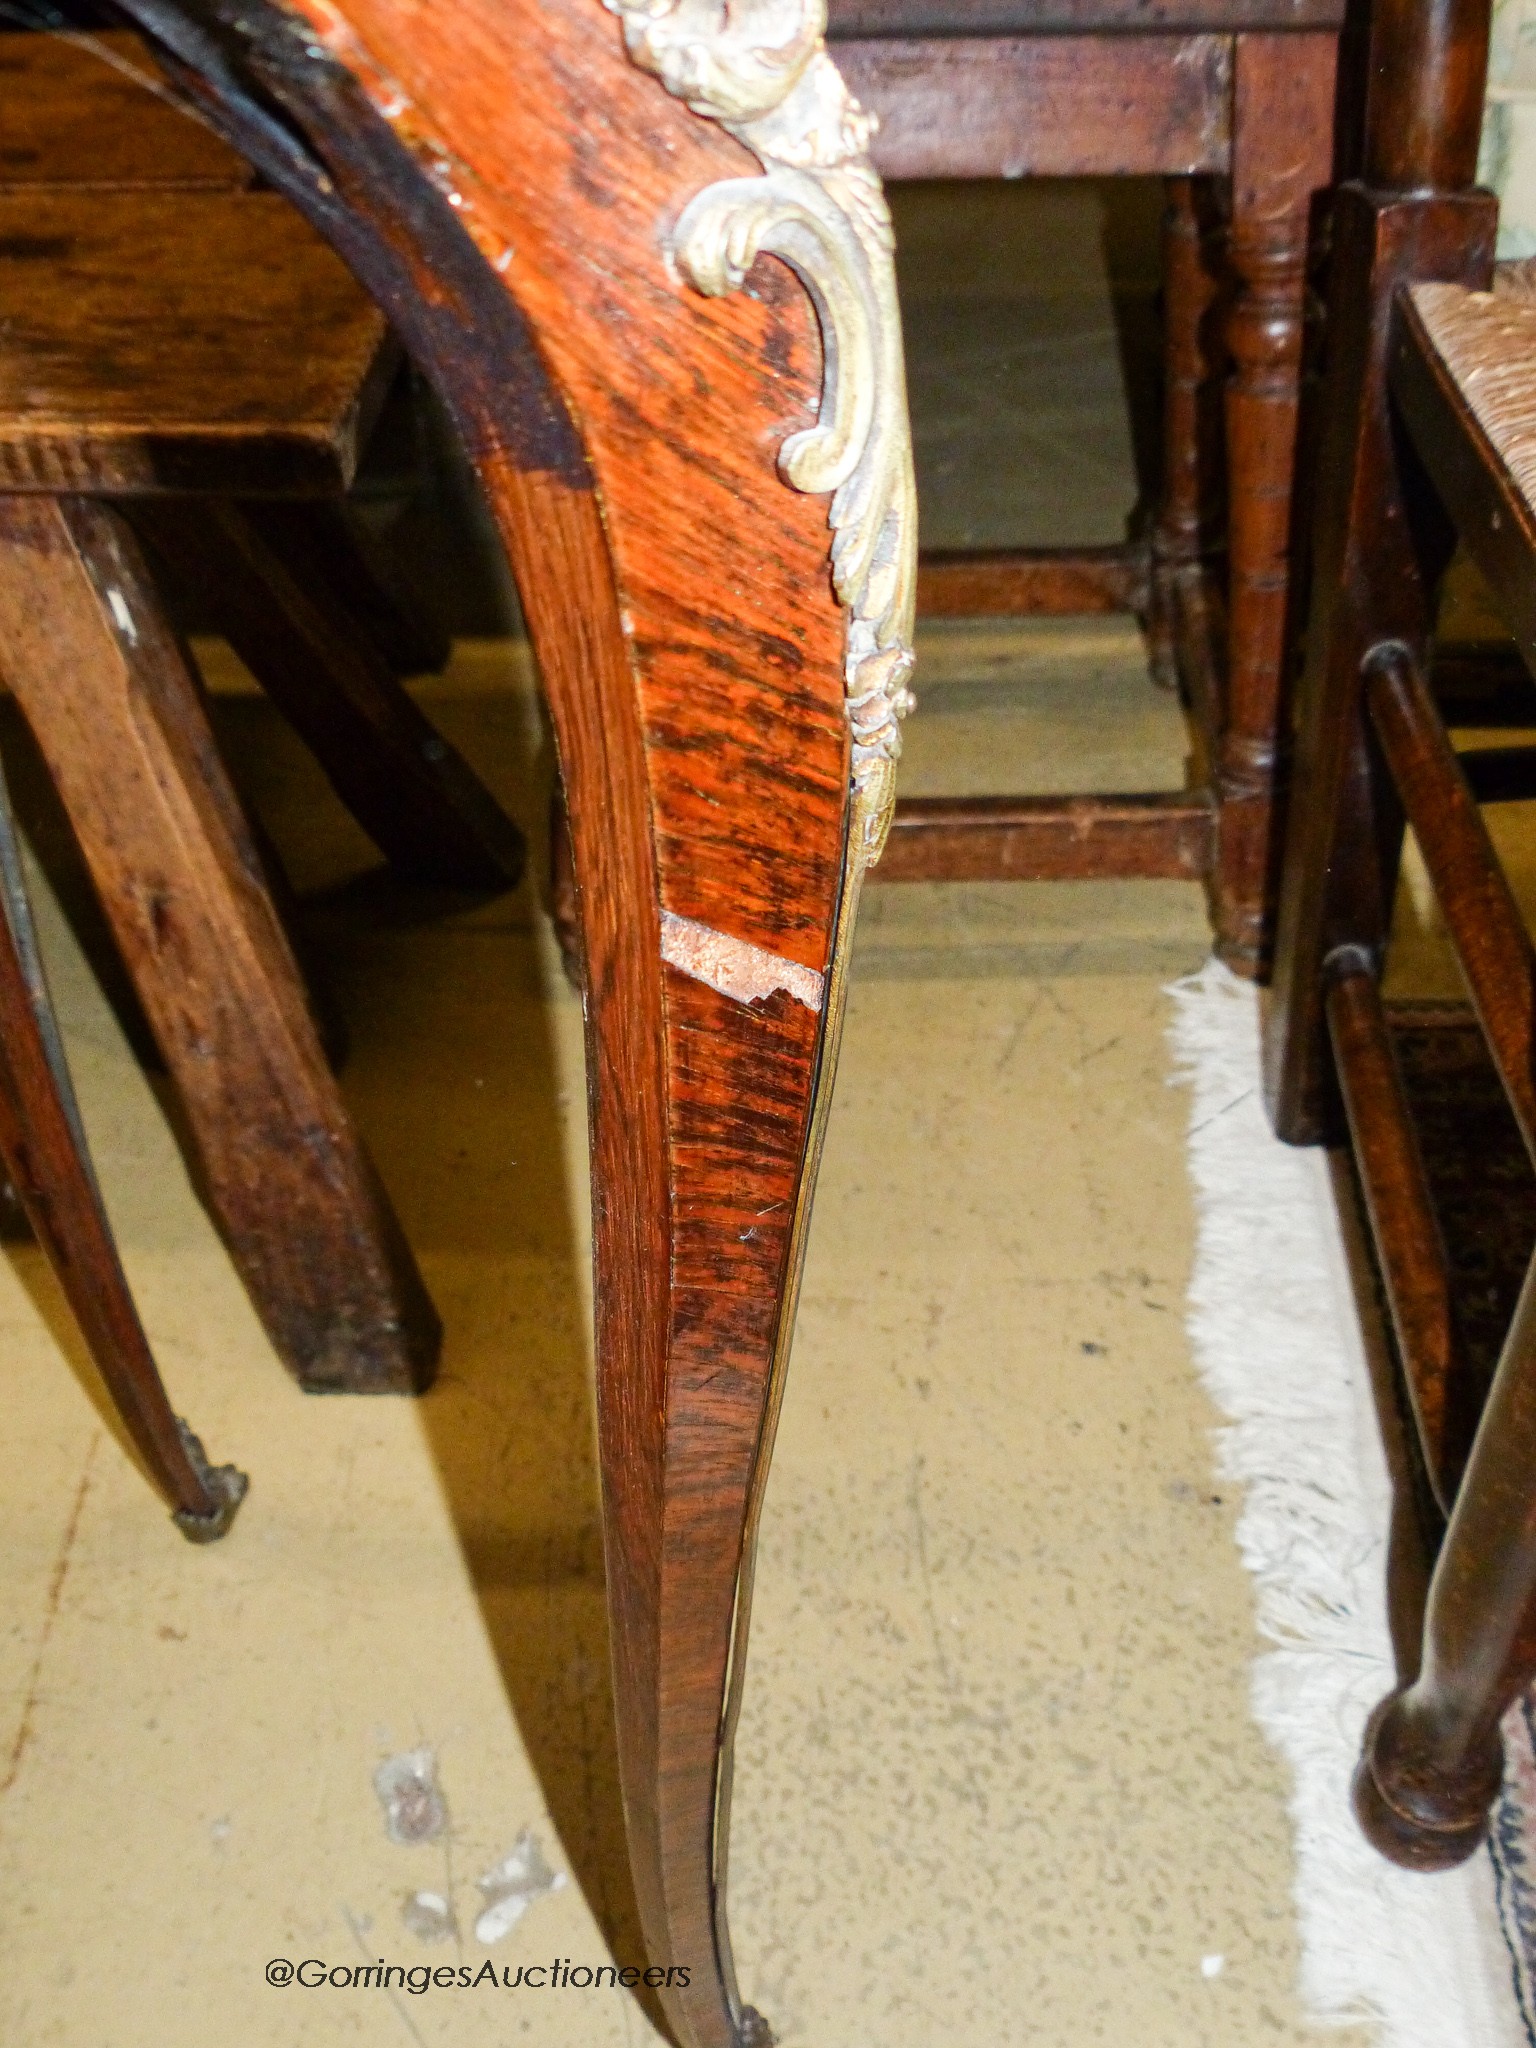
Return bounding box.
[1170,965,1536,2048]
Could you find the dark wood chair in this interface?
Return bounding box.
[830,0,1342,974]
[1262,0,1536,1867]
[0,27,529,1396]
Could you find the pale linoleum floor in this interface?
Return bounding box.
[0,179,1373,2045]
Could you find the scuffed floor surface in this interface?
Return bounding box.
[0,626,1366,2046]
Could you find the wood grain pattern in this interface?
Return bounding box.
[838,33,1233,178]
[1262,187,1496,1144]
[1391,285,1536,688]
[0,739,244,1535]
[0,27,251,190]
[1261,0,1536,1875]
[0,188,393,496]
[853,28,1336,969]
[0,493,442,1395]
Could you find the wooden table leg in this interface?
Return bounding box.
[1217,32,1338,977]
[0,748,245,1539]
[0,493,441,1395]
[124,5,912,2039]
[131,496,525,891]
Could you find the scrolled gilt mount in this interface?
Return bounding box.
[604,0,917,868]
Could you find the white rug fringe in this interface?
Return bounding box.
[1168,959,1525,2048]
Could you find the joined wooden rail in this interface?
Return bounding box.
[1325,953,1475,1509]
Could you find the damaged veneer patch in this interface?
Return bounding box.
[660,910,824,1012]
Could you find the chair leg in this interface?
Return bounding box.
[506,471,856,2048]
[131,497,524,891]
[1216,31,1339,978]
[0,748,245,1539]
[1148,175,1226,701]
[1356,1249,1536,1866]
[0,494,441,1395]
[1261,183,1498,1142]
[238,496,452,679]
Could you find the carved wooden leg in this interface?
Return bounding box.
[1356,1249,1536,1865]
[0,747,246,1539]
[1216,33,1339,978]
[131,496,525,891]
[504,456,864,2048]
[0,493,441,1394]
[1147,175,1225,702]
[122,6,912,2040]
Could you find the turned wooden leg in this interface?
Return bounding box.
[130,496,525,891]
[1356,1250,1536,1866]
[0,749,245,1539]
[1148,175,1226,701]
[1216,33,1339,979]
[0,494,441,1394]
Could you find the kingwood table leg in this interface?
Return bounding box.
[1217,31,1339,977]
[496,472,864,2048]
[0,746,246,1539]
[116,5,913,2039]
[0,493,441,1395]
